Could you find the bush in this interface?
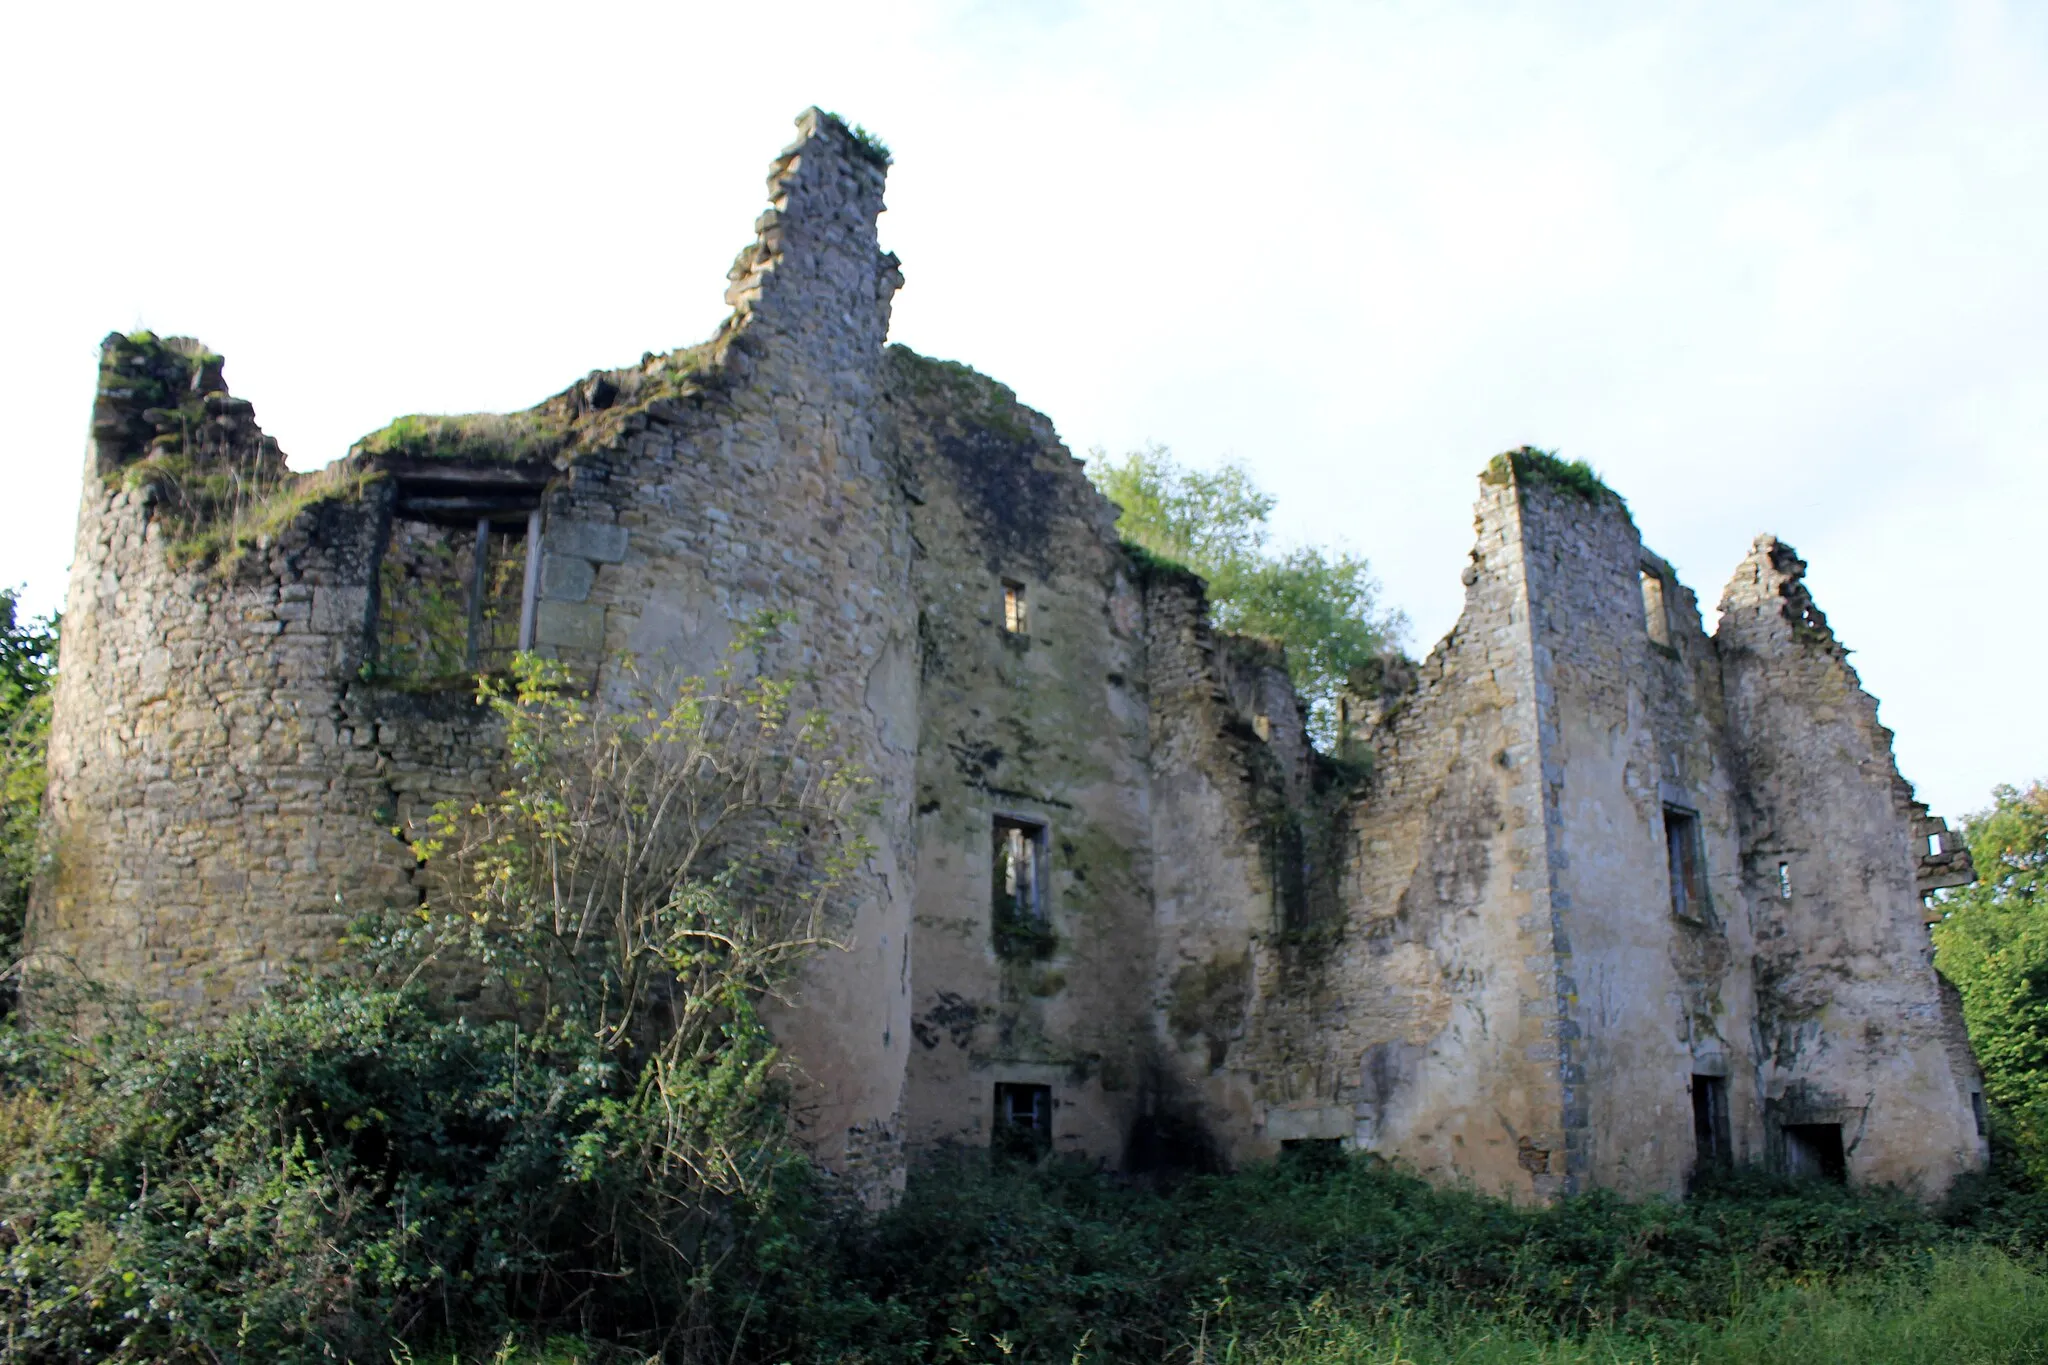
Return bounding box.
[735,1153,2047,1364]
[0,984,709,1361]
[0,637,873,1362]
[0,588,57,983]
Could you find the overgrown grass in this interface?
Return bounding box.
[4,991,2042,1364]
[1483,446,1619,507]
[727,1151,2044,1363]
[1240,1247,2046,1364]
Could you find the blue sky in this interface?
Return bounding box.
[2,0,2042,820]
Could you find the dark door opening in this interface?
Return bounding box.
[1783,1123,1847,1182]
[1691,1075,1731,1170]
[993,1082,1052,1159]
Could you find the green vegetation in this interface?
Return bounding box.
[4,1012,2042,1365]
[352,346,714,473]
[353,411,574,467]
[1089,445,1406,744]
[159,462,383,569]
[0,590,56,987]
[824,111,893,166]
[1481,446,1620,506]
[885,347,1039,444]
[1936,781,2048,1184]
[0,639,871,1361]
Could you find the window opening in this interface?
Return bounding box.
[1253,713,1273,742]
[1777,861,1793,900]
[991,816,1054,959]
[376,512,535,683]
[1664,806,1706,920]
[1002,579,1028,634]
[992,1082,1052,1158]
[1640,570,1672,648]
[1691,1075,1731,1170]
[1782,1123,1847,1182]
[1271,816,1308,932]
[1929,832,1944,856]
[994,818,1044,921]
[1972,1091,1988,1138]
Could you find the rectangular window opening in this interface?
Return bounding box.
[1972,1091,1988,1138]
[375,511,538,684]
[992,817,1046,923]
[1783,1122,1848,1183]
[1691,1075,1731,1170]
[992,1082,1052,1159]
[1777,860,1793,901]
[1640,570,1672,648]
[1929,832,1944,856]
[1271,817,1309,932]
[1664,806,1707,921]
[1002,579,1028,635]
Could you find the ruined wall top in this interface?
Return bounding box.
[721,108,902,370]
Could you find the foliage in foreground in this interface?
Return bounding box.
[734,1150,2046,1364]
[0,587,57,975]
[1936,780,2048,1184]
[1089,446,1406,744]
[1,995,2044,1365]
[0,640,870,1362]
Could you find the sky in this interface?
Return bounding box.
[1,0,2041,820]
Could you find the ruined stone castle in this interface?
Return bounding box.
[29,109,1990,1204]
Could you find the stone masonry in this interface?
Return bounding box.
[28,110,1989,1204]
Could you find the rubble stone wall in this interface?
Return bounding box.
[1716,536,1987,1191]
[1514,473,1759,1197]
[32,337,427,1015]
[886,348,1158,1166]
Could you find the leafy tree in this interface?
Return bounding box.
[1090,445,1406,745]
[1933,781,2048,1182]
[0,588,58,975]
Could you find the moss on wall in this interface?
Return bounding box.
[1482,446,1625,511]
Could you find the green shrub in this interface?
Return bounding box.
[0,637,873,1363]
[732,1154,2046,1364]
[0,985,686,1362]
[0,588,56,987]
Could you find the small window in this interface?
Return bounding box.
[1972,1092,1988,1138]
[991,816,1054,959]
[1928,832,1944,856]
[1002,579,1028,634]
[1664,806,1707,920]
[993,818,1045,922]
[1783,1123,1847,1182]
[1270,816,1308,932]
[1640,570,1672,648]
[1691,1075,1731,1170]
[1777,861,1793,901]
[1252,713,1273,742]
[992,1082,1052,1158]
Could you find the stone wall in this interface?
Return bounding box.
[1717,536,1988,1190]
[884,347,1158,1165]
[1513,468,1759,1196]
[31,334,427,1015]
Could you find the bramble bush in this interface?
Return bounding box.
[730,1148,2048,1364]
[0,634,873,1362]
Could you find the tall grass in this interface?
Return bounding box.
[1238,1248,2045,1365]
